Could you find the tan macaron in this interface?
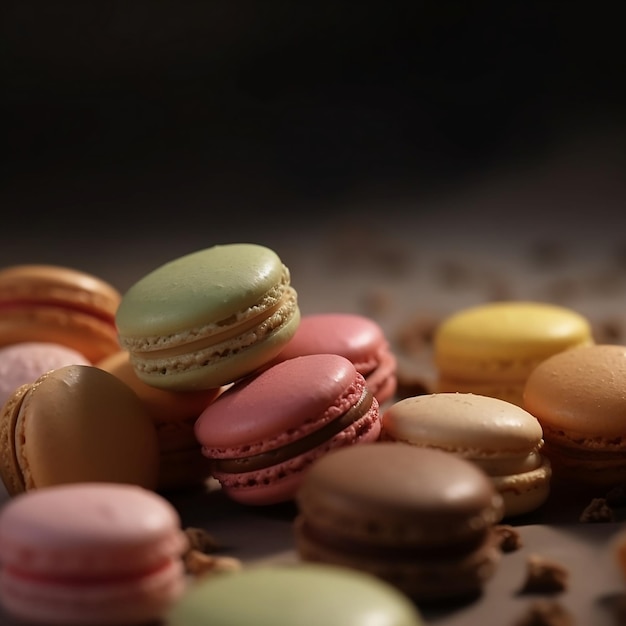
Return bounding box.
[382,392,551,517]
[0,364,159,495]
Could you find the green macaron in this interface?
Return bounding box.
[116,243,300,390]
[167,563,423,625]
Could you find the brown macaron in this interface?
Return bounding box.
[294,442,504,603]
[0,264,122,363]
[0,364,160,495]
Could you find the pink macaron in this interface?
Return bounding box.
[0,341,90,408]
[273,313,398,405]
[0,482,189,625]
[194,353,382,506]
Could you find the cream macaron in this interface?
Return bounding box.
[381,392,551,517]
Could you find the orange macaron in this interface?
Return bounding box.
[0,264,122,363]
[523,343,626,495]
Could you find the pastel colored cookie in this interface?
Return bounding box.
[295,442,504,602]
[115,243,301,390]
[167,563,423,626]
[273,312,398,405]
[0,341,90,408]
[0,482,188,625]
[97,350,222,492]
[0,364,160,495]
[194,353,381,505]
[523,343,626,493]
[382,392,551,517]
[0,264,122,363]
[433,301,593,406]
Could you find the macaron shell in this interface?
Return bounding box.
[434,301,593,382]
[276,313,389,371]
[523,344,626,438]
[116,243,290,336]
[0,342,90,408]
[383,393,544,456]
[434,376,526,407]
[296,443,503,547]
[195,354,363,449]
[0,558,186,625]
[166,564,424,626]
[0,365,160,493]
[0,483,186,574]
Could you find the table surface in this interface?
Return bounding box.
[2,125,626,624]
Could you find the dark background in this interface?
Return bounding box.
[2,2,625,241]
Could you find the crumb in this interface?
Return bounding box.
[183,527,221,553]
[579,497,616,523]
[359,289,394,317]
[605,485,626,507]
[394,374,432,400]
[520,554,569,594]
[513,599,575,626]
[593,317,624,344]
[495,524,523,552]
[394,314,440,356]
[184,549,243,578]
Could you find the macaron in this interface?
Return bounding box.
[167,563,424,626]
[523,343,626,494]
[115,243,301,391]
[294,442,504,603]
[271,312,398,405]
[381,392,551,517]
[0,264,122,363]
[194,353,381,506]
[0,341,90,408]
[0,482,189,625]
[433,301,593,406]
[0,364,160,495]
[97,350,222,492]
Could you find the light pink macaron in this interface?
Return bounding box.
[0,482,189,625]
[0,341,90,408]
[194,353,382,506]
[273,313,397,405]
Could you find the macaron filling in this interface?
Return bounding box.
[211,389,375,474]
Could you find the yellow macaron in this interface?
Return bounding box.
[433,301,593,406]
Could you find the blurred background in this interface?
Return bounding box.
[2,2,625,292]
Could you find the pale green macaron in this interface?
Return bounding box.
[116,243,300,391]
[167,564,423,626]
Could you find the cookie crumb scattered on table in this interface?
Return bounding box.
[495,524,523,552]
[183,527,220,553]
[184,550,243,578]
[579,497,616,523]
[520,554,569,594]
